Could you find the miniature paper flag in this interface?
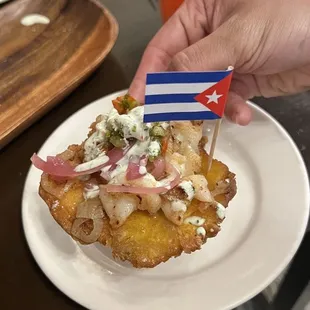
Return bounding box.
[144,68,233,123]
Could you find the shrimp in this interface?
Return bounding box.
[170,121,202,153]
[108,173,162,216]
[166,152,187,176]
[99,188,139,228]
[128,173,158,187]
[110,171,158,187]
[165,135,175,157]
[108,171,127,185]
[161,198,187,226]
[168,121,202,175]
[139,194,162,214]
[185,175,214,203]
[183,145,201,174]
[163,186,187,202]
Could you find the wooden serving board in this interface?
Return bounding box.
[0,0,118,149]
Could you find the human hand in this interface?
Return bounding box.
[129,0,310,125]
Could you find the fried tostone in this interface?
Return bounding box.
[39,149,236,268]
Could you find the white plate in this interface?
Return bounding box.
[22,90,310,310]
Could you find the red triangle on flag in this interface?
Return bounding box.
[194,72,232,118]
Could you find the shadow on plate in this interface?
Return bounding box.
[78,242,134,275]
[78,242,174,303]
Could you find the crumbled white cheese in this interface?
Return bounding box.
[107,106,145,141]
[184,216,206,226]
[179,180,195,200]
[139,166,147,175]
[127,139,150,158]
[196,227,206,237]
[147,140,161,157]
[216,203,226,220]
[83,184,100,200]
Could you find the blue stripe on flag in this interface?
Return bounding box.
[146,71,231,85]
[145,93,198,104]
[144,111,220,122]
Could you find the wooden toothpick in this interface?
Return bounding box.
[206,119,222,174]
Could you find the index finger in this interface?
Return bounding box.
[129,1,207,102]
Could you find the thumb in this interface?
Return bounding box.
[168,27,252,125]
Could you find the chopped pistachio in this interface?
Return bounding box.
[150,125,165,137]
[109,135,126,148]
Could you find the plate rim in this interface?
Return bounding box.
[22,89,310,310]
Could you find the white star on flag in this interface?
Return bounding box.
[206,90,223,104]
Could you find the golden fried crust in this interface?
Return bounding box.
[178,200,222,253]
[201,151,237,207]
[38,145,237,268]
[108,196,226,267]
[111,211,182,268]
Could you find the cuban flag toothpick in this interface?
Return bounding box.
[143,67,233,123]
[143,67,234,174]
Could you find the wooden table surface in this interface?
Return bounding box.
[1,0,309,309]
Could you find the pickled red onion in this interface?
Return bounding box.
[31,145,131,177]
[31,154,74,176]
[46,157,72,182]
[150,157,166,180]
[100,164,116,181]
